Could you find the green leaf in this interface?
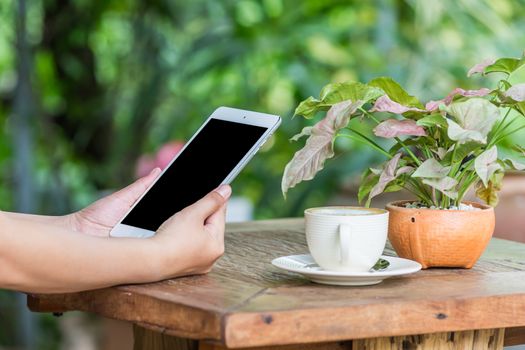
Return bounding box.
[290,126,313,142]
[294,82,383,119]
[383,181,404,193]
[499,79,513,90]
[388,138,420,156]
[475,172,504,206]
[485,57,525,76]
[513,144,525,156]
[368,77,424,108]
[443,142,481,163]
[503,158,525,170]
[372,258,390,271]
[517,102,525,116]
[358,172,379,205]
[416,114,448,128]
[294,96,324,119]
[319,81,383,105]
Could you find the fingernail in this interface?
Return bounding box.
[150,167,161,176]
[215,185,232,199]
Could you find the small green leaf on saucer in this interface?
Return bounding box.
[372,258,390,271]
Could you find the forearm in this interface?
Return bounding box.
[3,211,73,231]
[0,213,163,293]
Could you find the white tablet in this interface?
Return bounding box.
[110,106,281,238]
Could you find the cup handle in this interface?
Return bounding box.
[339,224,352,265]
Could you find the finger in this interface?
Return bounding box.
[184,185,231,220]
[205,202,227,226]
[205,203,227,236]
[115,168,161,206]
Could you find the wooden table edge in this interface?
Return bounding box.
[26,288,525,349]
[27,290,226,341]
[220,295,525,348]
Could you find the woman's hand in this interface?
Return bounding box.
[0,184,231,293]
[70,168,161,237]
[152,185,231,278]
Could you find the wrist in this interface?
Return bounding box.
[135,238,167,283]
[65,213,82,232]
[143,237,173,282]
[148,235,189,281]
[111,238,168,284]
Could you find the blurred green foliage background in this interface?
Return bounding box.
[1,0,525,348]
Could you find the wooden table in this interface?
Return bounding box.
[28,219,525,349]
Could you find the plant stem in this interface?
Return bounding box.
[450,144,458,163]
[423,143,433,159]
[336,132,392,159]
[402,184,423,199]
[358,107,422,166]
[405,183,429,205]
[359,107,381,124]
[454,157,477,205]
[491,107,512,139]
[457,172,479,204]
[408,178,434,206]
[396,138,422,166]
[493,124,525,145]
[488,117,519,148]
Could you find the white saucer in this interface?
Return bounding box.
[271,254,421,286]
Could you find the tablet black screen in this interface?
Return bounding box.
[122,118,267,231]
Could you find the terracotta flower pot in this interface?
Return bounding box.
[386,200,495,269]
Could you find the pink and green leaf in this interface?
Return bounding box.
[373,119,427,138]
[370,95,425,114]
[475,172,504,206]
[412,158,451,178]
[503,158,525,171]
[425,88,491,111]
[503,83,525,102]
[422,177,458,199]
[368,153,403,202]
[282,100,364,196]
[446,98,501,144]
[475,146,503,187]
[467,58,496,77]
[467,55,525,77]
[290,126,313,142]
[416,114,448,128]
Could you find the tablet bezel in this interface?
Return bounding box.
[110,106,281,238]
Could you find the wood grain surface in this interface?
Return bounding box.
[137,327,508,350]
[28,218,525,348]
[352,328,505,350]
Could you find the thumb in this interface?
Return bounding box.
[186,185,231,220]
[114,167,161,205]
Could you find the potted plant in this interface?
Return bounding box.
[282,53,525,269]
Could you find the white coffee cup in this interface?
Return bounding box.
[305,206,389,272]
